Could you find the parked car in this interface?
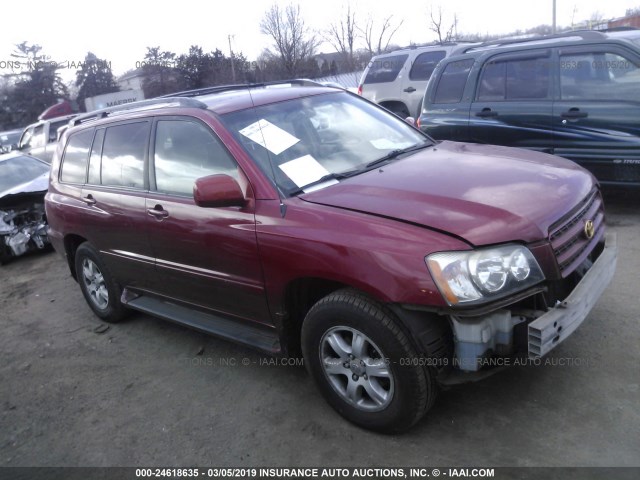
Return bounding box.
[17,114,76,163]
[418,29,640,186]
[46,82,616,432]
[0,129,22,153]
[358,43,472,118]
[0,152,51,264]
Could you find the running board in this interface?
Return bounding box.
[122,291,281,354]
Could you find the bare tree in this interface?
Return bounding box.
[325,4,358,71]
[358,15,404,56]
[260,3,320,77]
[625,6,640,16]
[570,4,579,29]
[429,6,458,43]
[589,11,605,29]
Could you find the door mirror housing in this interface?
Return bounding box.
[194,174,246,208]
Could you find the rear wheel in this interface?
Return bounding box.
[382,103,410,119]
[74,243,128,323]
[301,289,438,432]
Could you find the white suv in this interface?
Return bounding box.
[358,43,470,118]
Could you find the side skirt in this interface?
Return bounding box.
[121,289,282,354]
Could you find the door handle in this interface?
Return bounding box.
[147,205,169,219]
[561,108,588,119]
[403,86,416,93]
[475,108,498,118]
[81,194,96,205]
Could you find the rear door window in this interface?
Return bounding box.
[364,54,409,84]
[433,59,474,103]
[101,122,149,189]
[409,51,446,81]
[477,56,550,101]
[60,129,94,184]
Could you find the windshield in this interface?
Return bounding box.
[221,92,430,195]
[0,131,20,145]
[0,156,49,192]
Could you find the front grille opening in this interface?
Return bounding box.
[548,189,605,277]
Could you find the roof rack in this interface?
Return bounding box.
[162,79,322,98]
[459,29,607,54]
[71,97,207,126]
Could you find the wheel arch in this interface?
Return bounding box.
[279,277,347,356]
[279,277,452,366]
[63,234,88,281]
[379,100,410,117]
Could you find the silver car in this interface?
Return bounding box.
[17,114,76,163]
[358,43,470,118]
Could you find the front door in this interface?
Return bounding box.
[469,50,554,152]
[553,45,640,184]
[145,117,269,323]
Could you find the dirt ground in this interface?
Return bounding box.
[1,190,639,469]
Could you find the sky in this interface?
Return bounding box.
[0,0,638,83]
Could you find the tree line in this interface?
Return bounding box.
[0,2,406,130]
[2,2,637,130]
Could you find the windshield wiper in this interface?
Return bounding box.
[289,170,359,196]
[366,142,432,168]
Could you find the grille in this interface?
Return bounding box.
[549,189,605,277]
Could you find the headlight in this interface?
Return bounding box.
[426,245,545,306]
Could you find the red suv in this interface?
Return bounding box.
[45,81,616,432]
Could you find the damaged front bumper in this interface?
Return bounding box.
[527,232,617,358]
[0,203,50,263]
[449,232,617,373]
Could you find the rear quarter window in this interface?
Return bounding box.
[364,54,409,84]
[60,130,94,184]
[433,59,474,103]
[409,51,446,81]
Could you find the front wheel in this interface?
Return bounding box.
[74,242,128,323]
[301,289,438,432]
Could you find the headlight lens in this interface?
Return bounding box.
[426,245,544,306]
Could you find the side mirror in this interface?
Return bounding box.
[194,174,246,208]
[404,116,415,125]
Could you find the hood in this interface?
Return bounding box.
[0,173,48,200]
[300,141,595,246]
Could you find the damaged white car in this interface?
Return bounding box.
[0,152,51,264]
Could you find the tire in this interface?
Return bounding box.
[390,106,410,119]
[74,242,128,323]
[301,289,438,433]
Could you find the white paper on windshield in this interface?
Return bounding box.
[279,155,338,190]
[239,119,300,155]
[370,138,415,150]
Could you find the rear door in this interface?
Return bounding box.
[468,50,554,151]
[361,53,409,114]
[420,58,475,141]
[553,45,640,184]
[80,120,155,286]
[404,50,447,117]
[145,117,269,323]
